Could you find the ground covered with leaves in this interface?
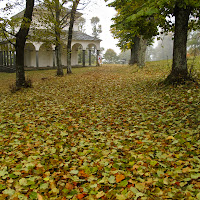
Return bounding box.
[0,62,200,200]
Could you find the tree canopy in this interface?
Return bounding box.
[108,0,200,84]
[103,48,117,63]
[91,16,102,38]
[108,0,158,66]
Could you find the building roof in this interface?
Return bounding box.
[27,29,101,42]
[73,31,101,41]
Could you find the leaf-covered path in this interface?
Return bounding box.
[0,64,200,199]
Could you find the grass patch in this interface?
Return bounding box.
[0,62,200,199]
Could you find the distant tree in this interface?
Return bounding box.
[145,45,155,61]
[108,0,158,67]
[187,30,200,56]
[104,48,117,63]
[91,16,102,38]
[118,50,130,64]
[78,16,86,33]
[147,34,173,61]
[0,0,35,89]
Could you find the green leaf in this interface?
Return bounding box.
[108,175,116,184]
[150,160,158,166]
[9,173,18,178]
[70,170,79,175]
[40,183,49,190]
[90,183,98,188]
[19,178,28,186]
[0,184,6,190]
[0,170,8,177]
[52,188,59,194]
[191,173,200,179]
[130,187,145,200]
[118,179,128,187]
[29,192,38,199]
[69,189,78,195]
[18,194,28,200]
[3,188,15,196]
[197,192,200,200]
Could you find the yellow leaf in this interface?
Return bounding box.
[166,136,175,140]
[182,167,192,173]
[37,194,43,200]
[96,191,105,199]
[116,194,126,200]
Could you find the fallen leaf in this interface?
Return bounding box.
[37,194,43,200]
[166,136,175,140]
[96,191,105,199]
[116,174,125,183]
[65,183,74,190]
[77,193,86,199]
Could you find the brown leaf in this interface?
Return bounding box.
[65,183,74,190]
[116,174,125,183]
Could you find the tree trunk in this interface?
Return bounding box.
[129,36,140,65]
[129,36,147,67]
[165,5,191,84]
[15,0,34,88]
[15,40,26,88]
[55,0,63,76]
[56,43,63,76]
[137,36,147,67]
[67,0,80,74]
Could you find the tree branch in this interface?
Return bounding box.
[0,27,16,47]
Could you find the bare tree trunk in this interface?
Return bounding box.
[137,36,147,67]
[55,0,63,76]
[129,37,140,65]
[129,36,147,67]
[15,0,34,88]
[55,42,63,76]
[165,5,191,84]
[67,0,80,74]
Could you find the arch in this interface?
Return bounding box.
[24,43,36,67]
[38,43,53,67]
[87,43,97,50]
[86,43,98,66]
[72,43,83,66]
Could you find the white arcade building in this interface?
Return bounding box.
[0,5,101,69]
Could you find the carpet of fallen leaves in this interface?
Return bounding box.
[0,63,200,200]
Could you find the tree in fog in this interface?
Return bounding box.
[78,16,86,33]
[91,16,102,38]
[187,30,200,56]
[104,48,117,64]
[146,34,173,61]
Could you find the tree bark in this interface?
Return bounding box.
[129,36,147,67]
[137,36,147,67]
[15,0,34,88]
[67,0,80,74]
[165,5,191,84]
[55,0,63,76]
[129,36,140,65]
